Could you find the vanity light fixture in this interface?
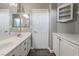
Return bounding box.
[10,3,17,7]
[22,14,29,19]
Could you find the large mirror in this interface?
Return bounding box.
[11,13,30,29]
[11,14,30,32]
[10,3,30,32]
[12,14,20,27]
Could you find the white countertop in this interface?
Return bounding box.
[0,32,31,56]
[54,33,79,46]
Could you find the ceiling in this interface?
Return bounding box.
[22,3,49,9]
[22,3,49,14]
[0,3,49,14]
[0,3,9,9]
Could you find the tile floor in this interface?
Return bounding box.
[27,49,56,56]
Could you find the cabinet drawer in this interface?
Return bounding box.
[20,40,28,56]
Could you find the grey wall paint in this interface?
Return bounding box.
[57,4,79,34]
[74,4,79,34]
[50,4,57,33]
[49,4,57,49]
[22,3,49,14]
[57,21,75,34]
[57,4,75,34]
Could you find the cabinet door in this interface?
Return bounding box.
[26,36,31,54]
[27,39,30,53]
[60,39,79,56]
[15,45,22,56]
[28,38,31,51]
[19,40,27,56]
[53,34,60,56]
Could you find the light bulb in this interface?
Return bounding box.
[10,3,17,7]
[23,14,29,19]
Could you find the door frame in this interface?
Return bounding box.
[30,9,50,49]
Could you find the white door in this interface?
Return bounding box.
[60,39,79,56]
[0,9,10,38]
[31,9,49,49]
[53,33,60,56]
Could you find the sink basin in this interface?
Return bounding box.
[17,34,21,37]
[17,34,23,38]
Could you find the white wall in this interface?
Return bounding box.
[0,9,10,39]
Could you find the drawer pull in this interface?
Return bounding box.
[24,42,26,45]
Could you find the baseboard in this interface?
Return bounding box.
[48,48,54,53]
[31,47,54,53]
[31,47,49,49]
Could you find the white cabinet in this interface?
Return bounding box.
[60,39,79,56]
[53,33,60,56]
[57,4,73,22]
[53,33,79,56]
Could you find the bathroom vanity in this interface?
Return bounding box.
[0,4,31,56]
[53,33,79,56]
[0,32,31,56]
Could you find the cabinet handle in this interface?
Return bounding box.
[12,54,15,56]
[24,42,26,45]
